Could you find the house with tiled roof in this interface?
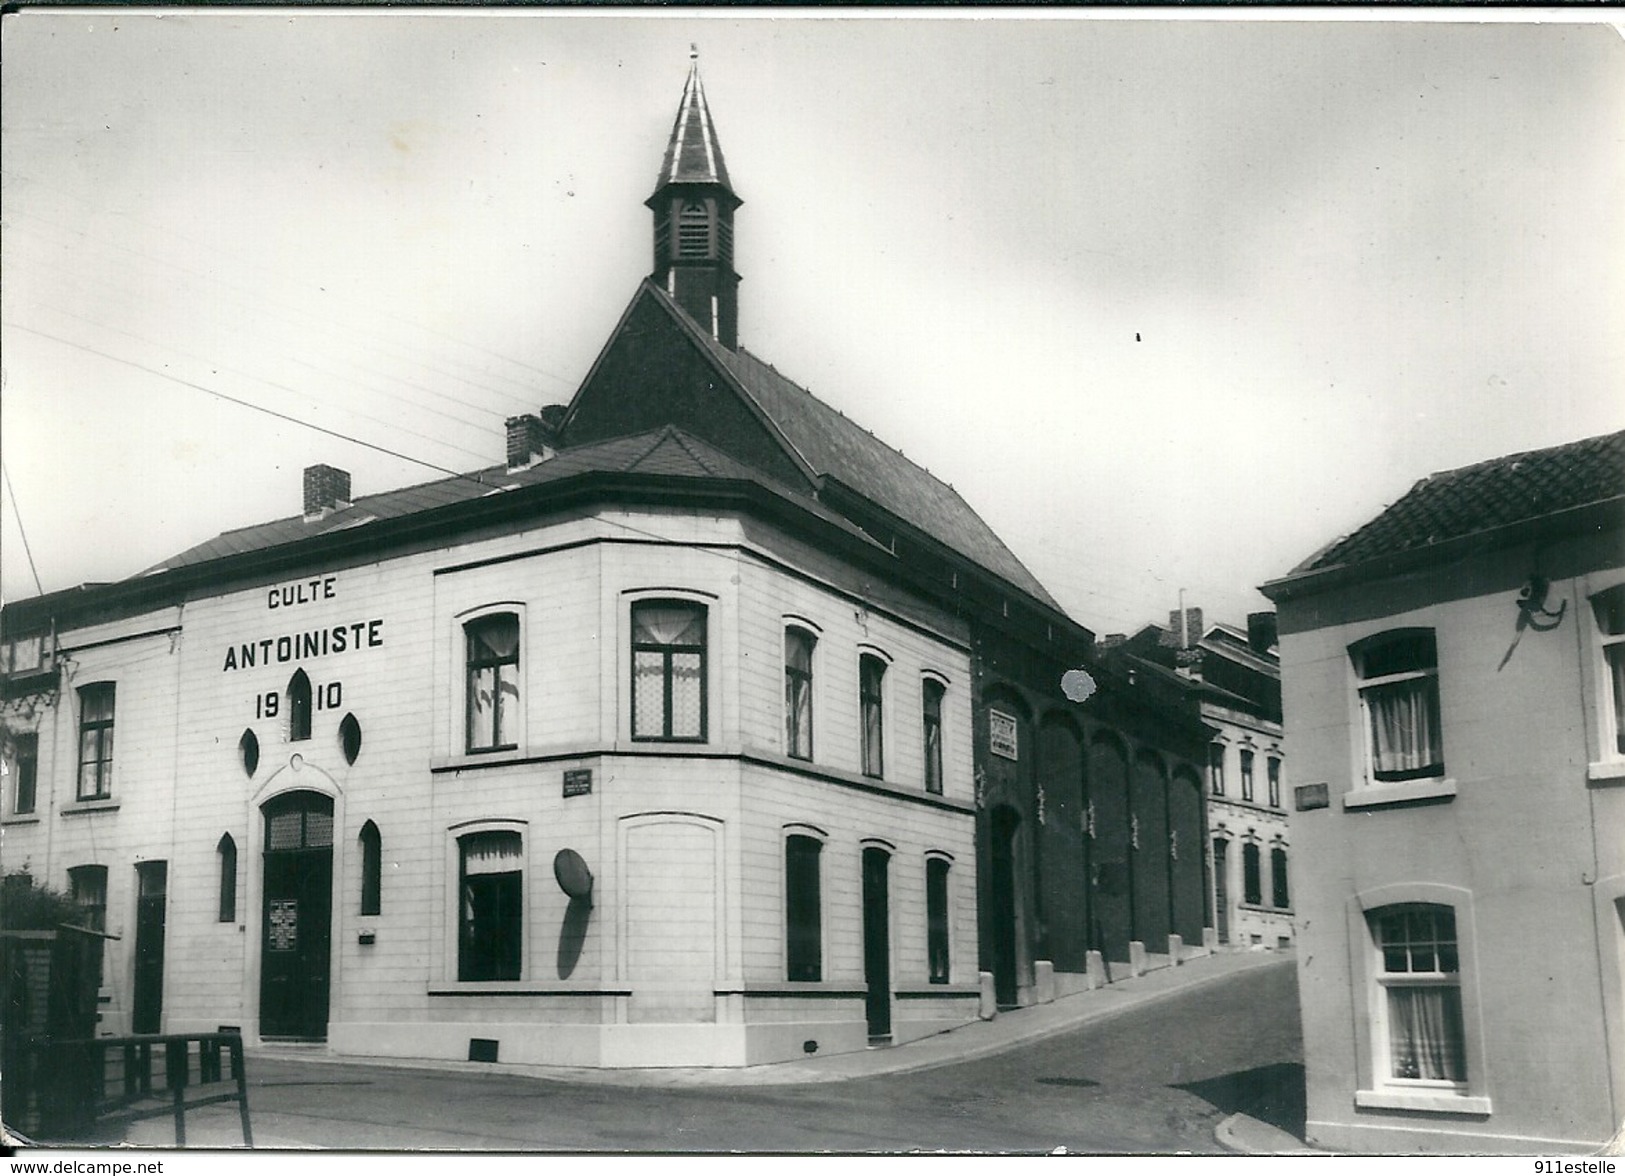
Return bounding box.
[0,53,1210,1072]
[1262,428,1625,1153]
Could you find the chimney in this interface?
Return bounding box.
[505,409,562,472]
[1097,633,1127,651]
[1247,611,1278,655]
[303,464,351,519]
[1161,608,1204,650]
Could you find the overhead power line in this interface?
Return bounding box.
[3,321,492,490]
[2,462,46,597]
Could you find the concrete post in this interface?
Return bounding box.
[1168,933,1184,965]
[978,971,997,1020]
[1203,926,1218,951]
[1085,950,1107,990]
[1034,960,1055,1004]
[1128,940,1146,978]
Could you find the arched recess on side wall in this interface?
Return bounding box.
[1167,766,1206,947]
[1131,749,1171,955]
[1036,711,1086,973]
[1087,732,1132,964]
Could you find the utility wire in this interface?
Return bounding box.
[2,462,46,597]
[4,321,492,490]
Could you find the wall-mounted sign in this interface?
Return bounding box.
[989,709,1018,761]
[563,769,593,798]
[1295,782,1330,812]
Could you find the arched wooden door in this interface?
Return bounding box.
[260,791,334,1039]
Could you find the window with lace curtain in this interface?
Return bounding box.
[1352,630,1444,784]
[466,614,520,753]
[458,830,522,981]
[860,654,886,778]
[1370,904,1466,1086]
[785,627,815,761]
[632,601,707,741]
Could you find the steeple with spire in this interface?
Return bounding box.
[647,48,742,350]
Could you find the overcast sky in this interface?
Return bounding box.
[3,10,1622,635]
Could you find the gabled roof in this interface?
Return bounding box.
[638,286,1064,611]
[1297,428,1625,575]
[651,55,734,196]
[145,426,843,575]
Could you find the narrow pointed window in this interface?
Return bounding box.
[217,834,237,922]
[287,670,312,742]
[359,821,381,916]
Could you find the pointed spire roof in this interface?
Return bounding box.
[651,48,735,196]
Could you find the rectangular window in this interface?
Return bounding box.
[11,732,37,815]
[785,835,822,982]
[922,680,945,795]
[1373,906,1466,1084]
[632,601,707,741]
[1592,587,1625,756]
[1240,750,1255,802]
[77,683,115,801]
[926,858,950,984]
[466,614,520,752]
[1267,757,1281,808]
[1208,744,1225,797]
[860,655,886,778]
[1271,847,1290,909]
[459,831,522,981]
[69,864,109,984]
[785,628,814,761]
[1354,631,1443,783]
[1242,843,1262,906]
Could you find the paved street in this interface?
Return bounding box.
[118,955,1302,1153]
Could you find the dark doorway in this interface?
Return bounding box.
[861,847,891,1042]
[132,862,167,1034]
[989,806,1021,1008]
[1213,838,1230,946]
[260,791,334,1039]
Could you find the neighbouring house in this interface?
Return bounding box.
[1262,428,1625,1153]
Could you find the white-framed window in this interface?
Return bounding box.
[860,652,887,778]
[458,829,524,981]
[1351,630,1444,784]
[1267,756,1282,808]
[1591,585,1625,757]
[1369,904,1466,1087]
[784,830,823,981]
[922,677,946,795]
[76,683,116,801]
[1208,744,1226,797]
[785,626,816,761]
[1240,749,1255,802]
[631,599,708,741]
[465,612,521,753]
[9,731,37,815]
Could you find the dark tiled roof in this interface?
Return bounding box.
[652,58,733,194]
[1302,429,1625,573]
[665,304,1062,611]
[146,427,825,575]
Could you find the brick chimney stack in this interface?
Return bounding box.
[1160,607,1204,650]
[505,407,564,472]
[303,464,351,519]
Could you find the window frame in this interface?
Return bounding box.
[10,731,38,815]
[1241,841,1262,906]
[1590,584,1625,760]
[630,599,709,743]
[922,676,947,795]
[76,682,116,802]
[464,612,522,754]
[784,625,816,762]
[1267,756,1281,809]
[1208,743,1226,797]
[926,855,952,984]
[359,820,382,917]
[217,834,237,923]
[1270,845,1290,910]
[1351,629,1445,786]
[859,651,888,779]
[784,830,824,982]
[1369,904,1467,1091]
[455,826,525,983]
[1240,749,1255,802]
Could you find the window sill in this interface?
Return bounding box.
[428,981,632,997]
[894,983,981,998]
[1343,777,1456,810]
[62,802,121,818]
[1354,1088,1491,1116]
[2,815,40,826]
[715,982,868,998]
[1587,760,1625,785]
[1237,902,1294,915]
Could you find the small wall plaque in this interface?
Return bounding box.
[1295,782,1329,812]
[563,769,593,798]
[989,709,1019,761]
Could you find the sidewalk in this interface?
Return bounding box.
[105,948,1303,1150]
